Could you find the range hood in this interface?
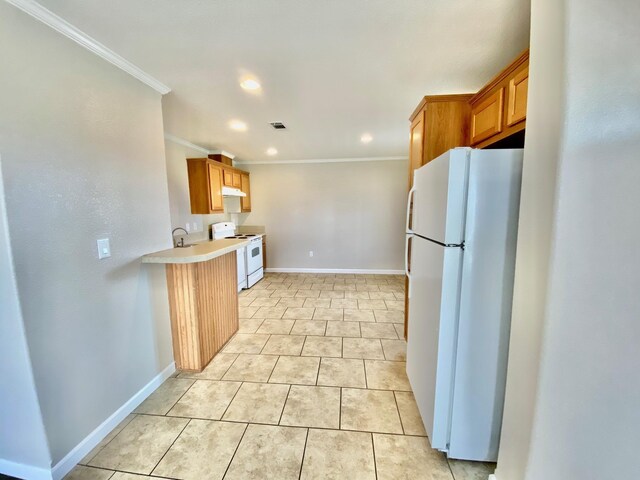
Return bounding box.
[222,186,246,197]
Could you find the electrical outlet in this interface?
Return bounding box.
[185,222,191,232]
[309,250,314,257]
[192,221,200,232]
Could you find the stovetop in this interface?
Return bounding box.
[228,234,258,239]
[212,233,260,241]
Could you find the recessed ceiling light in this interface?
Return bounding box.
[229,120,247,132]
[361,133,373,143]
[266,147,278,156]
[240,78,261,91]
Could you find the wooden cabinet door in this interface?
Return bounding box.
[240,173,251,212]
[232,172,242,188]
[507,66,529,126]
[223,169,233,186]
[471,88,504,145]
[207,163,224,213]
[408,112,424,188]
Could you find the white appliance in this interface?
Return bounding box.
[222,186,246,197]
[211,222,263,290]
[244,237,264,288]
[405,147,523,462]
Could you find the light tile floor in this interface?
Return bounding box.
[69,273,495,480]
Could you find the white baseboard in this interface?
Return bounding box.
[265,268,404,275]
[0,459,53,480]
[50,362,176,480]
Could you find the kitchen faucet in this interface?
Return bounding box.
[172,227,188,248]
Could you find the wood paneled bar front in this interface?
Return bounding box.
[142,239,247,371]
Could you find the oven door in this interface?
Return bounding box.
[246,240,263,275]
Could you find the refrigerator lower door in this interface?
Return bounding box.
[406,235,463,452]
[447,149,523,461]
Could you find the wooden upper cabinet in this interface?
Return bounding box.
[407,95,473,188]
[187,158,251,214]
[240,173,251,212]
[471,88,504,144]
[223,169,233,186]
[408,113,424,188]
[232,172,242,188]
[469,49,529,148]
[221,166,244,189]
[207,163,224,213]
[507,65,529,126]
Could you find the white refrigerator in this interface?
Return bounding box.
[405,147,523,462]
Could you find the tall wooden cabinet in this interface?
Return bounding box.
[407,95,474,187]
[240,173,251,212]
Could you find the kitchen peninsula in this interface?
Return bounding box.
[142,238,249,371]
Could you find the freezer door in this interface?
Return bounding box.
[412,148,469,245]
[447,149,523,461]
[406,235,464,452]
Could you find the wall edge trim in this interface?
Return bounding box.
[265,268,404,275]
[5,0,171,94]
[50,362,176,480]
[236,156,408,165]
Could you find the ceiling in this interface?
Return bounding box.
[36,0,530,162]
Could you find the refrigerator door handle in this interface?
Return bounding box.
[406,186,416,234]
[405,234,413,297]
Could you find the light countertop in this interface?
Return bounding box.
[141,238,249,264]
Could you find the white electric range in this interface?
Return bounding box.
[211,222,264,291]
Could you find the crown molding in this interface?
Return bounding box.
[235,156,408,166]
[6,0,171,95]
[164,133,211,155]
[209,150,236,160]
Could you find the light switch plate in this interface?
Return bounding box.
[97,238,111,259]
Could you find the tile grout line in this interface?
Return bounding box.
[265,355,281,383]
[221,422,250,479]
[338,387,342,430]
[364,359,369,389]
[314,356,322,386]
[161,378,198,416]
[297,428,310,480]
[218,382,244,421]
[145,378,410,394]
[392,391,406,435]
[277,384,292,425]
[219,354,245,382]
[371,433,379,480]
[134,412,427,438]
[258,333,272,354]
[149,417,191,476]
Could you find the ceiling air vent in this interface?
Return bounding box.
[269,122,287,130]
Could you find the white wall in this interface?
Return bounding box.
[497,0,640,478]
[525,0,640,477]
[240,160,407,271]
[0,157,52,477]
[493,0,565,477]
[0,2,174,467]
